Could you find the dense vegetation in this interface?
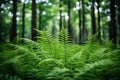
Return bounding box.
[0,31,120,80]
[0,0,120,80]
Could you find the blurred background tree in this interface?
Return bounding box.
[0,0,119,45]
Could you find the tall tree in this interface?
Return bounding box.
[97,0,101,41]
[78,0,81,44]
[22,0,26,38]
[38,2,42,30]
[67,0,72,42]
[81,0,85,34]
[31,0,37,41]
[81,0,88,42]
[0,14,4,42]
[10,0,17,41]
[109,0,116,44]
[116,0,120,44]
[59,0,62,31]
[91,0,96,35]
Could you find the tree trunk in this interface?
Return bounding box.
[59,0,62,31]
[109,0,116,44]
[81,0,88,42]
[39,3,42,30]
[31,0,37,41]
[118,15,120,44]
[10,0,17,41]
[117,1,120,44]
[68,0,72,42]
[91,0,96,35]
[22,0,26,38]
[97,0,101,42]
[117,11,120,44]
[82,0,85,34]
[78,0,81,44]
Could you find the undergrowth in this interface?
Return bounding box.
[0,30,120,80]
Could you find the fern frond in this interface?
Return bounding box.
[37,58,63,68]
[75,59,114,78]
[46,67,72,80]
[59,28,72,43]
[0,73,22,80]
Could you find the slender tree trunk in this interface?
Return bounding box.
[78,0,81,44]
[97,0,101,42]
[39,3,42,30]
[52,21,56,37]
[22,0,26,38]
[0,14,3,42]
[118,15,120,44]
[63,16,67,29]
[117,1,120,44]
[117,10,120,44]
[59,0,62,31]
[91,0,96,35]
[81,0,87,42]
[109,0,116,44]
[31,0,37,41]
[82,0,85,34]
[10,0,17,41]
[68,0,72,42]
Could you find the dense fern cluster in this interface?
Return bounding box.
[0,31,120,80]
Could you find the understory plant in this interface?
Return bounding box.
[0,30,120,80]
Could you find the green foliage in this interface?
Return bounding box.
[0,74,22,80]
[0,32,120,80]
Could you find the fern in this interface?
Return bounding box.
[36,30,56,56]
[59,28,71,67]
[0,30,120,80]
[0,73,22,80]
[46,67,73,80]
[74,59,114,80]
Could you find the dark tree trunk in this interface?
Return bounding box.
[31,0,37,41]
[117,1,120,44]
[82,0,85,34]
[78,0,81,44]
[91,0,96,35]
[59,0,62,31]
[0,14,4,42]
[97,0,101,42]
[118,15,120,44]
[22,0,26,38]
[68,0,72,42]
[39,3,42,30]
[109,0,116,44]
[81,0,88,42]
[10,0,17,41]
[117,10,120,44]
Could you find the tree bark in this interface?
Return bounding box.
[10,0,17,41]
[117,1,120,44]
[68,0,72,42]
[31,0,37,41]
[59,0,62,31]
[39,3,42,30]
[97,0,101,42]
[22,0,26,38]
[91,0,96,35]
[82,0,85,34]
[81,0,88,42]
[78,0,81,44]
[109,0,116,44]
